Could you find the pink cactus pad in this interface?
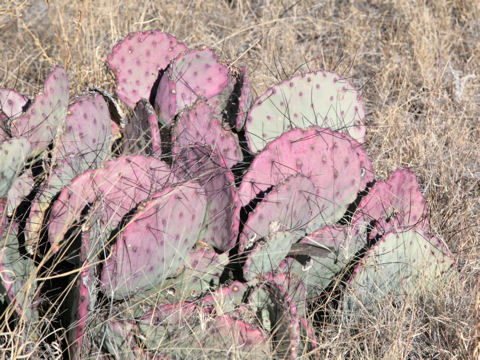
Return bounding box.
[352,168,429,238]
[0,88,29,120]
[11,66,69,155]
[235,67,253,131]
[213,314,268,350]
[101,182,207,299]
[172,101,242,168]
[155,48,229,125]
[239,174,316,251]
[24,94,112,250]
[245,70,366,153]
[54,94,111,167]
[107,30,187,108]
[173,145,239,251]
[6,169,34,216]
[239,127,370,232]
[123,99,161,156]
[48,155,177,252]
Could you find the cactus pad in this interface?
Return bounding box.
[243,230,298,281]
[155,48,229,124]
[0,137,31,198]
[48,155,177,252]
[0,221,38,320]
[10,66,69,155]
[107,30,187,108]
[122,99,161,156]
[239,174,316,250]
[245,71,366,153]
[24,94,112,251]
[101,183,207,299]
[173,145,239,251]
[293,225,363,295]
[172,101,242,168]
[352,168,429,239]
[6,169,34,216]
[0,88,29,121]
[163,247,229,301]
[239,127,370,231]
[343,228,455,313]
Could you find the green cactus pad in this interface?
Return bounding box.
[244,230,298,281]
[103,318,144,360]
[162,247,229,301]
[0,137,31,198]
[201,281,248,314]
[343,228,455,314]
[245,70,366,153]
[291,225,364,297]
[0,221,38,321]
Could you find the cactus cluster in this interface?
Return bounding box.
[0,30,455,359]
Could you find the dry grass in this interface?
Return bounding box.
[1,0,479,358]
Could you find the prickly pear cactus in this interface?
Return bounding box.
[47,155,177,252]
[24,94,113,247]
[239,126,372,234]
[0,30,456,360]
